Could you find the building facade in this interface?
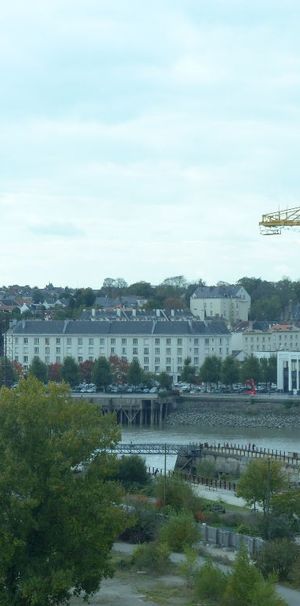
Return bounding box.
[277,351,300,393]
[6,319,231,381]
[190,285,250,324]
[233,324,300,357]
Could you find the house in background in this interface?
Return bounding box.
[190,284,251,325]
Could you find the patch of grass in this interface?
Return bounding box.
[139,581,193,606]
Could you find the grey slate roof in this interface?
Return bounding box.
[192,285,243,299]
[10,319,230,336]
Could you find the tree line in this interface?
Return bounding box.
[0,353,277,390]
[4,274,300,323]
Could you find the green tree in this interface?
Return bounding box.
[29,356,48,383]
[79,359,95,383]
[0,378,127,606]
[159,511,197,552]
[0,357,17,387]
[199,355,222,385]
[127,358,143,385]
[240,355,261,384]
[223,546,286,606]
[158,372,172,390]
[255,538,300,582]
[115,455,149,489]
[221,356,240,387]
[237,459,287,519]
[260,356,277,386]
[61,356,80,387]
[181,357,197,384]
[92,357,112,391]
[194,559,228,604]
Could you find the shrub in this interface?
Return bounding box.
[194,559,228,604]
[119,505,162,543]
[159,511,198,552]
[154,474,200,512]
[255,538,300,581]
[131,541,170,573]
[115,455,149,490]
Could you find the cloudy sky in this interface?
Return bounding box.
[2,0,300,288]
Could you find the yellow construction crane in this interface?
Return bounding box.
[259,206,300,235]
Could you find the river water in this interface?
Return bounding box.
[121,423,300,472]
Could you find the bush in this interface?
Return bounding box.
[119,505,162,543]
[154,474,203,513]
[159,511,198,552]
[255,538,300,581]
[132,541,171,573]
[115,455,149,490]
[194,559,228,604]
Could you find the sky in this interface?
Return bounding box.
[2,0,300,288]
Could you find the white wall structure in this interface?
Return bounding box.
[238,324,300,356]
[190,285,250,324]
[277,351,300,393]
[6,319,231,382]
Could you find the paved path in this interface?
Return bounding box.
[191,482,247,507]
[113,542,300,606]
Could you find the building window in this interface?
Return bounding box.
[67,338,72,345]
[166,357,171,364]
[155,366,160,372]
[89,338,94,345]
[15,337,18,344]
[24,338,28,344]
[122,347,127,355]
[177,338,182,345]
[194,338,198,345]
[45,356,50,364]
[194,348,198,354]
[78,338,83,345]
[133,347,138,355]
[155,357,160,363]
[110,347,115,354]
[110,338,116,345]
[155,338,160,345]
[166,338,171,345]
[14,356,19,362]
[99,347,105,354]
[122,338,127,345]
[56,347,61,354]
[100,338,104,344]
[166,347,171,355]
[205,338,209,345]
[89,356,94,361]
[34,337,39,345]
[177,357,182,364]
[144,347,149,355]
[77,356,83,362]
[155,347,160,354]
[133,338,138,345]
[45,337,50,345]
[144,357,149,364]
[144,365,149,371]
[56,338,61,344]
[34,347,39,355]
[166,366,171,372]
[88,347,94,354]
[177,348,182,355]
[194,357,199,365]
[45,347,50,354]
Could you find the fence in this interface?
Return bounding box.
[199,523,264,556]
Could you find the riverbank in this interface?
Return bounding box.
[166,398,300,429]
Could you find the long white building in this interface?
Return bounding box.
[6,319,231,381]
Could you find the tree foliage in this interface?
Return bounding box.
[92,357,112,390]
[0,378,127,606]
[61,356,79,387]
[237,459,287,516]
[127,358,143,386]
[29,356,48,383]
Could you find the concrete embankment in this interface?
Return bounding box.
[166,396,300,429]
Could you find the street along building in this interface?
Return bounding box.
[6,319,231,382]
